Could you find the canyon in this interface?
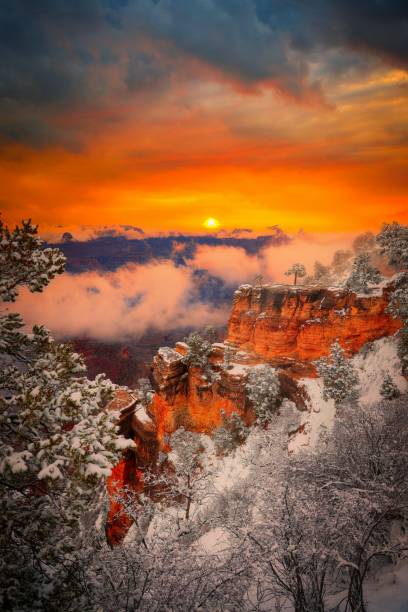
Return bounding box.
[106,282,401,544]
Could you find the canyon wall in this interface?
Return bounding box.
[106,282,401,544]
[227,283,401,362]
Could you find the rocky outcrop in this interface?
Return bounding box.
[227,283,401,363]
[105,282,401,544]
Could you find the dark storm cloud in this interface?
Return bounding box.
[254,1,408,68]
[0,0,407,148]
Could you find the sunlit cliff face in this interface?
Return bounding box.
[1,2,407,233]
[105,281,402,544]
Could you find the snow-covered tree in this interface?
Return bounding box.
[315,341,360,405]
[380,373,400,400]
[377,222,408,372]
[135,376,154,407]
[253,273,263,287]
[144,427,210,525]
[182,331,212,368]
[246,365,280,425]
[0,220,134,609]
[304,399,408,611]
[284,262,306,285]
[169,427,210,522]
[0,218,66,303]
[345,252,382,294]
[213,410,249,455]
[376,221,408,269]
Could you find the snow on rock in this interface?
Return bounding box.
[157,347,183,365]
[226,363,249,378]
[134,403,153,425]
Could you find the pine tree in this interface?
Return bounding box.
[183,331,212,368]
[315,341,360,405]
[0,218,66,302]
[380,374,400,400]
[376,222,408,372]
[0,220,134,609]
[246,365,280,425]
[376,221,408,269]
[345,253,382,294]
[284,263,306,285]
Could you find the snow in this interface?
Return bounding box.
[38,462,63,480]
[288,378,336,453]
[212,342,227,350]
[85,463,112,477]
[114,437,135,450]
[1,451,33,474]
[70,390,82,403]
[135,403,153,425]
[158,347,183,364]
[197,527,230,554]
[227,363,249,377]
[212,444,250,493]
[288,336,406,454]
[353,336,407,406]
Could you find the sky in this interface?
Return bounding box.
[1,0,408,235]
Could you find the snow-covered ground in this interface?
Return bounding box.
[354,336,407,406]
[122,334,408,610]
[288,335,407,453]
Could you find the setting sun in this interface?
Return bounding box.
[203,217,221,230]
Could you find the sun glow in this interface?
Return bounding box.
[203,217,220,229]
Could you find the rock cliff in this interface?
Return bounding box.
[106,282,401,544]
[227,283,401,362]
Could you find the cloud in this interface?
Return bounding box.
[11,231,365,343]
[14,262,228,341]
[261,232,355,281]
[192,245,261,285]
[190,233,355,284]
[1,0,407,149]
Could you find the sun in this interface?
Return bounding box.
[203,217,220,229]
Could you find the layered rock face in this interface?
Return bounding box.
[149,341,308,440]
[106,282,401,544]
[227,284,401,363]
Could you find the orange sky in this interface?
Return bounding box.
[1,4,407,236]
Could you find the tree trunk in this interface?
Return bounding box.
[294,271,298,285]
[347,569,366,612]
[185,474,191,520]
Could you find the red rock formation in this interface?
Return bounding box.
[106,393,159,545]
[106,454,144,546]
[106,282,401,543]
[227,284,401,363]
